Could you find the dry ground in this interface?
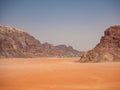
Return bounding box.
[0,58,120,90]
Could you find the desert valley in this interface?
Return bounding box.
[1,0,120,90]
[0,25,120,90]
[0,58,120,90]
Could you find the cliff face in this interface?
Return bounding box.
[0,25,82,58]
[0,26,43,58]
[79,26,120,62]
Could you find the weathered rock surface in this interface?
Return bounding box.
[79,25,120,62]
[0,25,43,58]
[0,25,82,58]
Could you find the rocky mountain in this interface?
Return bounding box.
[0,25,43,58]
[79,25,120,62]
[0,25,82,58]
[42,43,82,57]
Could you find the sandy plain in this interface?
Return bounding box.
[0,58,120,90]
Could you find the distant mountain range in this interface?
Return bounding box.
[0,25,82,58]
[79,25,120,62]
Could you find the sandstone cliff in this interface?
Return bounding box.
[0,25,82,58]
[0,25,43,58]
[79,25,120,62]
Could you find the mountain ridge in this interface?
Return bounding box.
[0,25,82,58]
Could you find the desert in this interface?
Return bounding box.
[0,58,120,90]
[0,1,120,90]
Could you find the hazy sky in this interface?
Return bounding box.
[0,0,120,51]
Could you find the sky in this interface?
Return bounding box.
[0,0,120,51]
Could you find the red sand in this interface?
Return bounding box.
[0,58,120,90]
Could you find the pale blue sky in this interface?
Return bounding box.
[0,0,120,51]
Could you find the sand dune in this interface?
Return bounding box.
[0,58,120,90]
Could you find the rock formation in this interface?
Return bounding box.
[41,43,82,57]
[0,25,82,58]
[79,25,120,62]
[0,25,43,58]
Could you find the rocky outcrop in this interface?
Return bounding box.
[79,25,120,62]
[0,25,43,58]
[0,25,82,58]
